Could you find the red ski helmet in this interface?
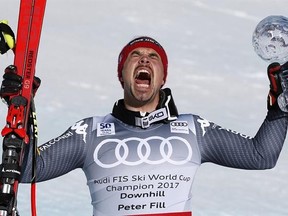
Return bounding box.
[117,36,168,87]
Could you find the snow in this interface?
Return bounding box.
[0,0,288,215]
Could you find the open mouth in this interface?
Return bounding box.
[135,69,151,86]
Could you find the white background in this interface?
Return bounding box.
[0,0,288,215]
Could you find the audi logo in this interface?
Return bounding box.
[94,136,193,168]
[170,121,188,127]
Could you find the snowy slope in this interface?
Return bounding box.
[0,0,288,215]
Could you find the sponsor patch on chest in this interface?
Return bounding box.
[170,121,189,134]
[97,123,115,137]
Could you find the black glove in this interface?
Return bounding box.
[267,61,288,110]
[0,65,41,104]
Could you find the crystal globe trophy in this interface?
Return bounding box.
[252,15,288,112]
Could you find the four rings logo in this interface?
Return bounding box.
[170,121,189,134]
[170,122,188,127]
[94,136,193,168]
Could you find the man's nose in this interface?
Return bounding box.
[139,56,150,65]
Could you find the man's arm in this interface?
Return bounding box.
[196,109,287,169]
[20,118,92,183]
[196,62,288,169]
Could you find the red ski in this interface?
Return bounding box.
[0,0,46,216]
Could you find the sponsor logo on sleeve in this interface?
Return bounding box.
[196,117,252,139]
[38,131,74,152]
[71,120,88,143]
[197,117,210,136]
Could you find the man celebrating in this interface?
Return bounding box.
[0,36,287,216]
